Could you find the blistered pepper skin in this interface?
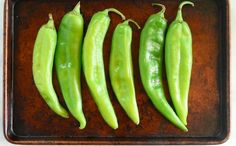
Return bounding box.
[55,3,86,129]
[165,1,194,125]
[32,14,69,118]
[82,9,125,129]
[109,20,140,125]
[139,4,187,131]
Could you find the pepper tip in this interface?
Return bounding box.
[79,122,86,129]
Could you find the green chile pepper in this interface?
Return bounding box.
[109,19,140,125]
[139,4,187,131]
[55,2,86,129]
[32,14,69,118]
[165,1,194,125]
[82,8,125,129]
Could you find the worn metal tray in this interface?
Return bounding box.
[3,0,230,144]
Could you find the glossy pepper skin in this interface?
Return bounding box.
[32,14,69,118]
[82,8,125,129]
[139,4,187,131]
[55,3,86,129]
[109,19,140,125]
[165,1,194,125]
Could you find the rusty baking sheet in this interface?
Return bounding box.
[3,0,230,144]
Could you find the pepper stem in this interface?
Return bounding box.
[152,3,166,14]
[179,1,194,10]
[73,1,81,14]
[46,13,54,28]
[125,19,141,29]
[175,1,194,21]
[107,8,126,20]
[48,13,53,20]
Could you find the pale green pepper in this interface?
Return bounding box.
[109,19,140,125]
[165,1,194,125]
[55,2,86,129]
[32,14,69,118]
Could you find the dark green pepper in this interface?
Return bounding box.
[165,1,194,125]
[139,4,187,131]
[55,2,86,129]
[82,8,125,129]
[32,14,69,118]
[109,19,140,125]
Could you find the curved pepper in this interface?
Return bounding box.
[82,8,125,129]
[139,4,187,131]
[32,14,69,118]
[165,1,194,125]
[109,19,140,125]
[55,2,86,129]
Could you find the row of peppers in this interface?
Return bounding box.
[32,1,193,131]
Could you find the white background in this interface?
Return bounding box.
[0,0,235,145]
